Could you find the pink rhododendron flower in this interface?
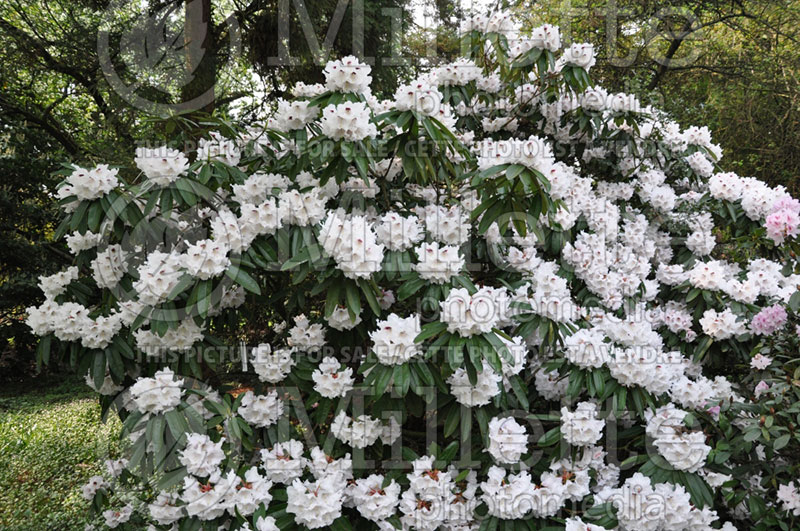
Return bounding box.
[765,198,800,244]
[750,353,773,370]
[754,380,770,398]
[750,304,787,335]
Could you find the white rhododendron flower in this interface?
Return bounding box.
[561,401,605,446]
[323,55,372,93]
[286,314,326,352]
[330,411,383,448]
[102,504,132,528]
[269,99,319,132]
[261,440,306,484]
[182,239,230,279]
[237,390,284,428]
[441,287,502,336]
[91,244,127,289]
[197,131,240,166]
[369,313,422,365]
[81,475,107,500]
[129,368,184,414]
[414,241,464,283]
[65,230,102,254]
[700,308,748,339]
[135,146,189,185]
[560,42,595,70]
[311,356,354,398]
[57,164,119,201]
[179,433,225,477]
[326,305,362,330]
[646,404,711,472]
[349,474,401,522]
[375,212,424,251]
[251,344,295,383]
[448,361,502,406]
[394,79,443,115]
[278,189,327,227]
[134,319,204,354]
[487,416,528,463]
[286,472,345,528]
[480,466,536,520]
[319,101,377,141]
[149,491,184,525]
[319,212,385,278]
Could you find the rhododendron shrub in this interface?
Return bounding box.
[27,11,800,531]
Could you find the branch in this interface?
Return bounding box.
[214,91,249,108]
[647,18,695,91]
[0,16,133,144]
[0,94,82,155]
[645,10,753,91]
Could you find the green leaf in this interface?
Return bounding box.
[92,350,106,391]
[147,415,166,463]
[358,278,381,316]
[175,178,198,206]
[194,280,212,318]
[415,321,447,343]
[789,290,800,313]
[683,472,714,508]
[165,409,190,441]
[444,406,461,438]
[538,427,561,447]
[344,281,361,321]
[325,281,342,318]
[330,516,353,531]
[748,494,766,521]
[167,274,195,301]
[693,335,713,361]
[509,375,529,409]
[226,265,261,295]
[36,335,52,367]
[393,364,410,396]
[397,277,426,301]
[157,467,188,490]
[107,349,125,382]
[774,434,791,450]
[439,441,459,462]
[375,366,394,396]
[743,429,761,442]
[87,201,103,232]
[504,164,526,180]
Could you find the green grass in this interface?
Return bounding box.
[0,375,121,530]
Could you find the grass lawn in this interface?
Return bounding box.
[0,374,121,530]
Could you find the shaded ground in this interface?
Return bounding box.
[0,374,120,530]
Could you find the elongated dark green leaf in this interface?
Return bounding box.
[92,350,106,391]
[157,467,188,490]
[165,409,190,441]
[358,278,381,316]
[325,281,342,318]
[415,321,447,343]
[226,265,261,295]
[344,281,361,321]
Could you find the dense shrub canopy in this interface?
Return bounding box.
[26,10,800,531]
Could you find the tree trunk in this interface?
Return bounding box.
[181,0,216,114]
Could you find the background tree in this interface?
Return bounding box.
[530,0,800,188]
